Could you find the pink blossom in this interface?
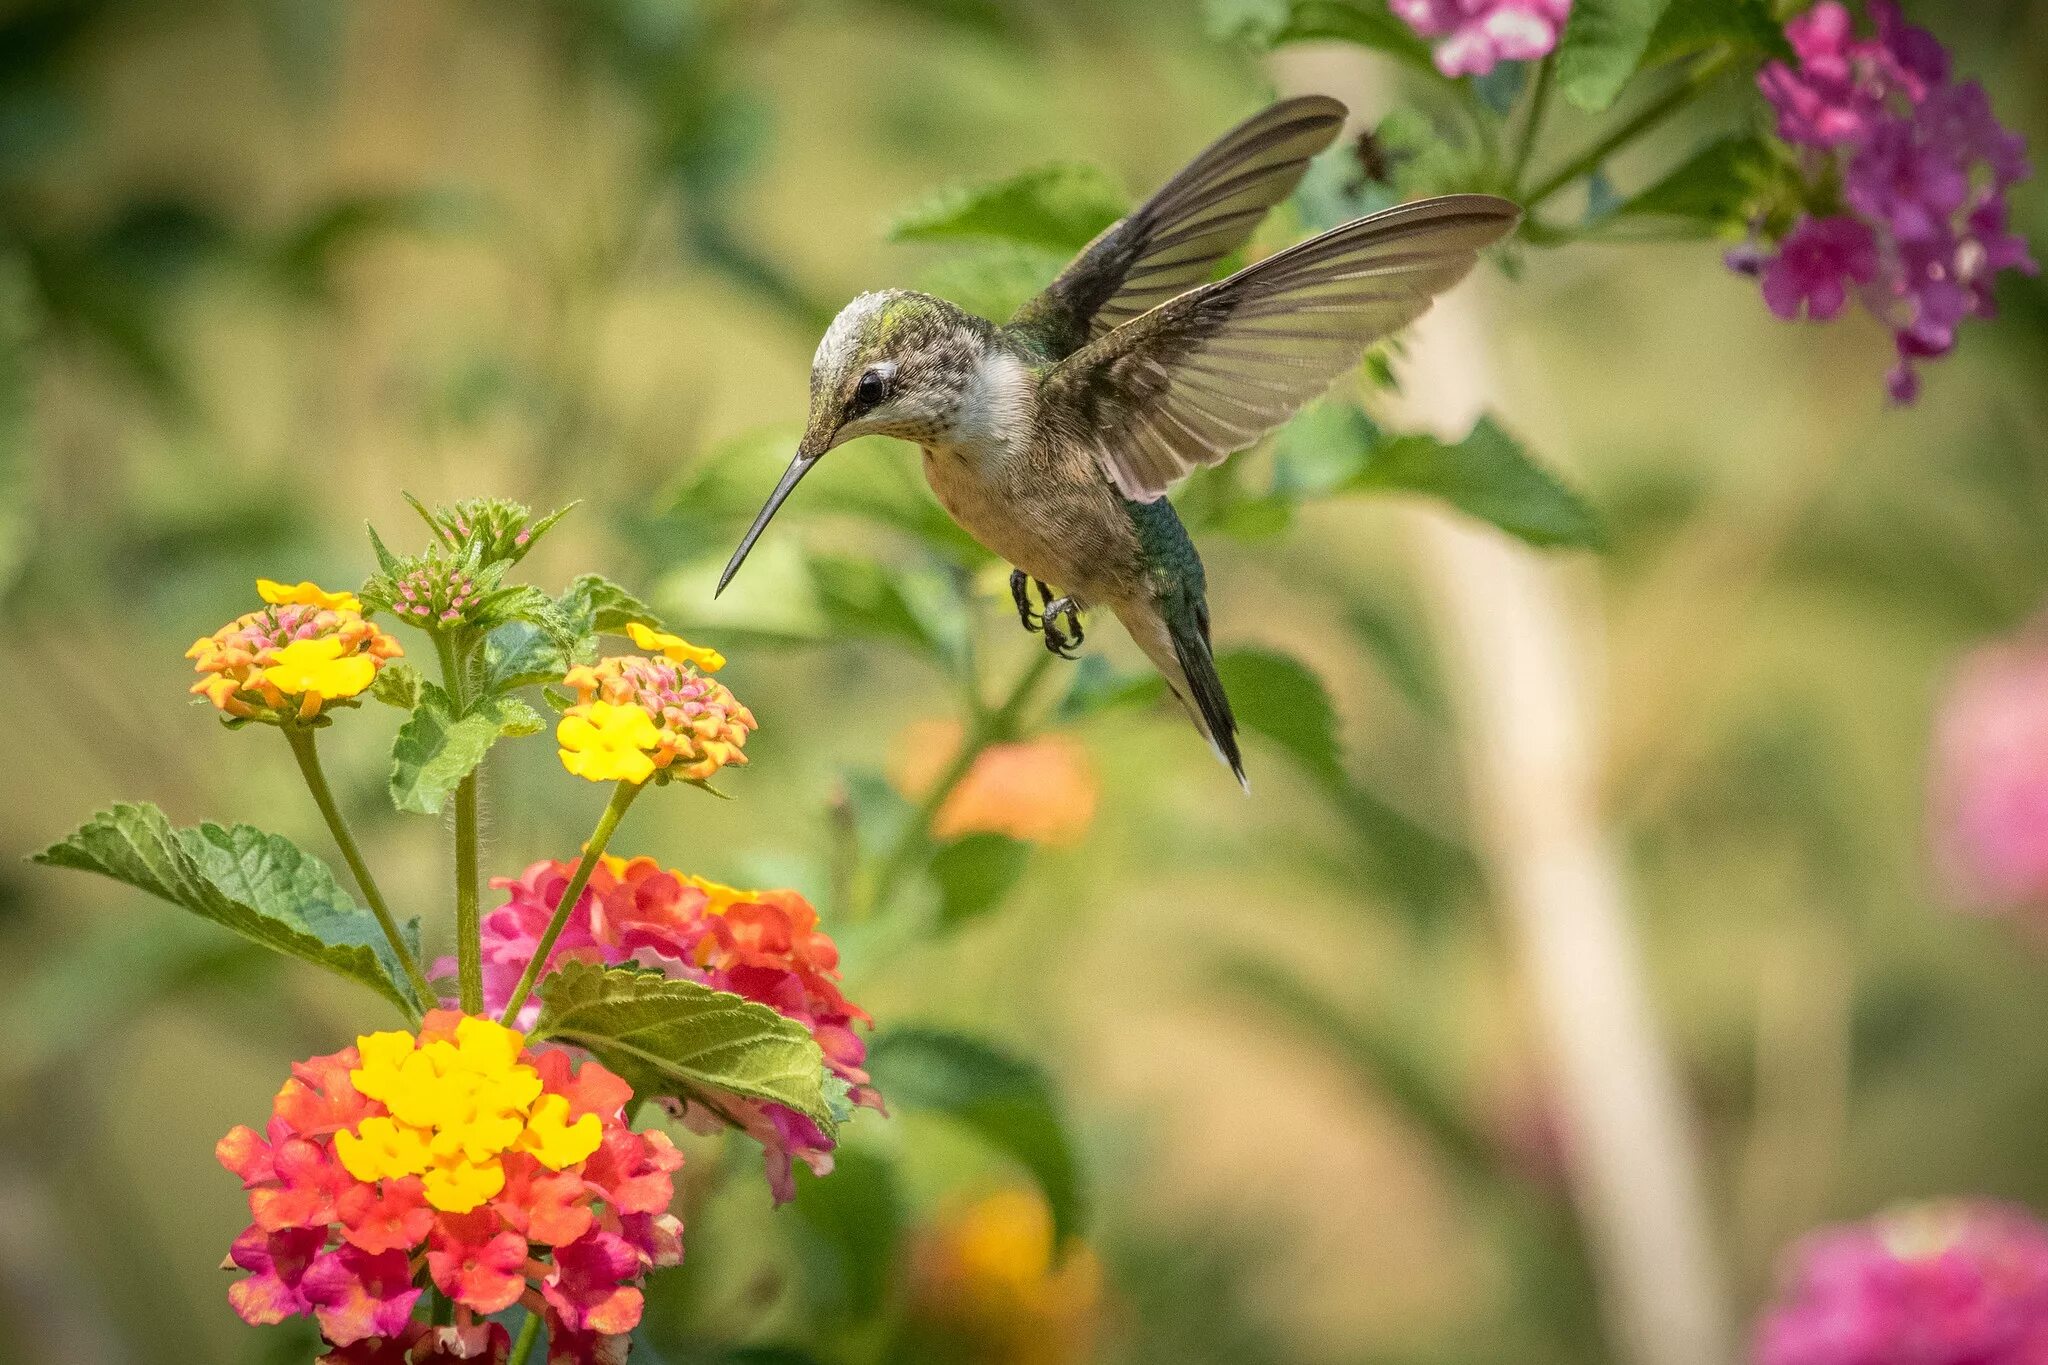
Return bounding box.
[1388,0,1571,78]
[1931,629,2048,910]
[1742,2,2034,402]
[1757,1202,2048,1365]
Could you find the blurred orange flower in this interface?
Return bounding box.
[909,1188,1101,1365]
[892,721,1097,847]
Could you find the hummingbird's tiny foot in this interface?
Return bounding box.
[1009,569,1044,631]
[1038,595,1084,658]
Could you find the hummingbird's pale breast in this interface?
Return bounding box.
[918,348,1144,609]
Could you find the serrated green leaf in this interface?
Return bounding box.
[557,572,663,637]
[1557,0,1675,111]
[388,685,530,815]
[470,582,559,633]
[1615,134,1775,229]
[369,659,424,709]
[33,803,417,1010]
[890,163,1127,255]
[929,833,1030,929]
[482,620,571,693]
[534,961,834,1128]
[866,1028,1084,1244]
[1345,417,1604,549]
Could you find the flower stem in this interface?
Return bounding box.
[283,725,433,1015]
[435,630,484,1015]
[1522,49,1737,214]
[498,780,641,1026]
[1507,53,1555,196]
[862,647,1058,919]
[505,1310,542,1365]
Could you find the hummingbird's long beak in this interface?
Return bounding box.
[717,444,823,597]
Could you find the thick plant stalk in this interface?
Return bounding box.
[1395,296,1734,1365]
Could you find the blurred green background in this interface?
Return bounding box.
[3,0,2047,1362]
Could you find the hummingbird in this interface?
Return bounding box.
[718,97,1517,789]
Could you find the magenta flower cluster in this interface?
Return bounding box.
[1388,0,1570,78]
[1757,1202,2048,1365]
[1741,1,2033,403]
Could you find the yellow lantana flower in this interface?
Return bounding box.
[262,637,378,717]
[558,700,663,784]
[258,578,362,613]
[626,621,726,672]
[340,1016,591,1214]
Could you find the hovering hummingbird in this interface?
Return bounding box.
[718,97,1517,789]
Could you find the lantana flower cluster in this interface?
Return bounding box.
[1756,1201,2048,1365]
[556,626,754,785]
[1930,623,2048,914]
[470,855,880,1201]
[188,579,403,724]
[218,1013,682,1363]
[1389,0,1570,78]
[1738,1,2034,402]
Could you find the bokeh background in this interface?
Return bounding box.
[3,1,2047,1362]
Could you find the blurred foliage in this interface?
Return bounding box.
[2,0,2046,1362]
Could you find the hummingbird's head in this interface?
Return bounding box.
[719,290,990,595]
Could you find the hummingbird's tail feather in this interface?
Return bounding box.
[1113,596,1248,793]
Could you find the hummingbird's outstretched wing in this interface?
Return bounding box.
[1007,96,1348,360]
[1040,193,1519,503]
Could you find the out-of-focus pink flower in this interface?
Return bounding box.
[1741,2,2034,402]
[463,856,881,1203]
[1931,629,2048,910]
[1388,0,1571,78]
[1761,216,1880,320]
[1756,1201,2048,1365]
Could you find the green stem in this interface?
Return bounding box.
[505,1310,542,1365]
[283,726,433,1015]
[435,631,484,1015]
[1507,53,1556,196]
[498,780,641,1025]
[862,649,1058,919]
[1522,49,1737,213]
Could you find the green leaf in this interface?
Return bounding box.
[534,961,835,1128]
[1345,417,1604,549]
[914,241,1070,323]
[1615,134,1775,229]
[805,554,951,661]
[557,572,663,637]
[388,684,532,815]
[369,659,424,710]
[33,803,418,1010]
[1556,0,1675,112]
[790,1146,903,1318]
[929,834,1031,929]
[889,163,1127,255]
[482,620,571,692]
[1208,0,1437,71]
[866,1028,1084,1244]
[1213,649,1344,789]
[1642,0,1791,65]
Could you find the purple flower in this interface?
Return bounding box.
[1388,0,1571,78]
[1761,216,1879,320]
[1740,2,2033,402]
[1757,1202,2048,1365]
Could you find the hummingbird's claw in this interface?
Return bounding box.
[1037,591,1084,659]
[1009,569,1044,632]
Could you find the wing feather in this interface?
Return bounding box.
[1007,97,1348,358]
[1043,194,1520,502]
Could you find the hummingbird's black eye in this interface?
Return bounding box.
[852,367,890,415]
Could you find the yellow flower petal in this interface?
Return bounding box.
[260,637,378,703]
[626,621,726,672]
[557,701,662,784]
[518,1093,604,1170]
[336,1115,435,1182]
[258,579,362,613]
[421,1151,507,1213]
